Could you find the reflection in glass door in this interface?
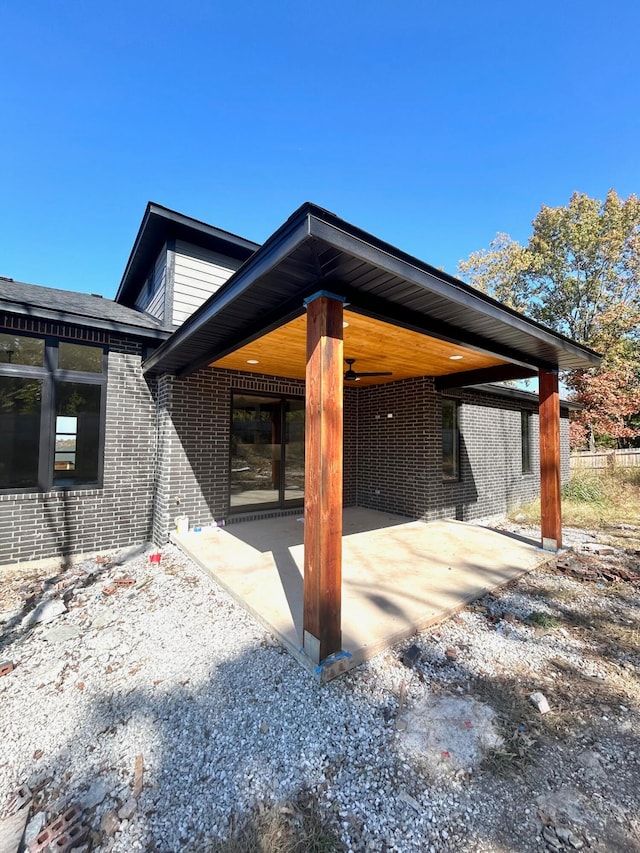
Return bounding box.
[230,394,304,511]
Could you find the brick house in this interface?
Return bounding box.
[0,201,599,655]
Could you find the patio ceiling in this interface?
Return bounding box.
[212,309,507,386]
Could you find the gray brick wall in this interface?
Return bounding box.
[355,377,570,523]
[155,370,568,541]
[2,333,572,565]
[0,322,157,565]
[151,369,309,542]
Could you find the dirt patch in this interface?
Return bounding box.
[398,693,504,776]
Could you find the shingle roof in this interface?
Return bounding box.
[0,278,170,340]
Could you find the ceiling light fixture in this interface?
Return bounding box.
[449,355,464,360]
[247,359,259,364]
[343,321,349,328]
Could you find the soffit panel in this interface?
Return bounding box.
[211,310,506,386]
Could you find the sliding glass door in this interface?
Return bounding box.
[230,394,304,511]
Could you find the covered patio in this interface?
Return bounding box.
[145,202,600,674]
[173,508,551,679]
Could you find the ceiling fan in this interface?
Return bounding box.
[344,358,393,381]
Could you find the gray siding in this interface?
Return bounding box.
[172,240,242,327]
[135,246,167,323]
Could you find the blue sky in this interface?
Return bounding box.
[1,1,638,297]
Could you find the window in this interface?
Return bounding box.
[0,333,106,492]
[521,410,532,474]
[0,376,43,488]
[442,398,460,480]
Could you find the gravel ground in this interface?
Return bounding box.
[1,524,640,852]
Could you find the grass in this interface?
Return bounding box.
[472,674,544,775]
[209,794,343,853]
[526,611,560,630]
[511,468,640,529]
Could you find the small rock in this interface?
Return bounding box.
[91,610,116,630]
[22,597,66,627]
[556,826,572,843]
[82,779,110,809]
[568,833,584,850]
[24,811,46,847]
[118,797,137,821]
[100,810,119,836]
[543,825,562,849]
[530,691,551,714]
[445,647,458,661]
[397,790,421,813]
[402,644,421,668]
[576,749,603,771]
[44,624,82,643]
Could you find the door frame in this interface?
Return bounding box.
[228,389,305,514]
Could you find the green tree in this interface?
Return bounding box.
[458,190,640,447]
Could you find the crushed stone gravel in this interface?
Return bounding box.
[1,527,640,852]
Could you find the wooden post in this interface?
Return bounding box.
[303,293,344,663]
[539,369,562,551]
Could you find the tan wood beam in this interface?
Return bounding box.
[303,293,344,663]
[539,369,562,550]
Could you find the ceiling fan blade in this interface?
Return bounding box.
[343,358,393,380]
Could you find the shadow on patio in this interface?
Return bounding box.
[173,508,551,676]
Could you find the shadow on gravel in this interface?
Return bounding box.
[31,645,361,851]
[18,565,640,853]
[0,563,115,656]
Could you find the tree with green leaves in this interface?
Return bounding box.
[459,190,640,448]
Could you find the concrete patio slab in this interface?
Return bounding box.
[173,508,550,677]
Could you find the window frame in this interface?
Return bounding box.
[521,409,533,475]
[441,397,461,482]
[0,332,107,494]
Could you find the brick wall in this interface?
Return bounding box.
[152,369,310,542]
[0,324,157,565]
[354,377,570,522]
[1,337,572,565]
[155,370,568,540]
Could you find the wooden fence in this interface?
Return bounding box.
[570,448,640,470]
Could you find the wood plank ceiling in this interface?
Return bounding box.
[211,310,508,386]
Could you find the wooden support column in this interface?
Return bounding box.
[303,292,344,664]
[539,369,562,551]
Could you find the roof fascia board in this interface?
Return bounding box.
[115,202,260,304]
[308,215,601,369]
[0,301,170,341]
[434,365,538,390]
[115,203,154,303]
[146,203,260,251]
[470,382,580,410]
[142,211,313,375]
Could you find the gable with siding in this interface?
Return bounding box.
[135,246,167,323]
[173,240,242,327]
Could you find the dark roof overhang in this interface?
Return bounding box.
[469,383,582,410]
[142,202,602,378]
[116,202,260,307]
